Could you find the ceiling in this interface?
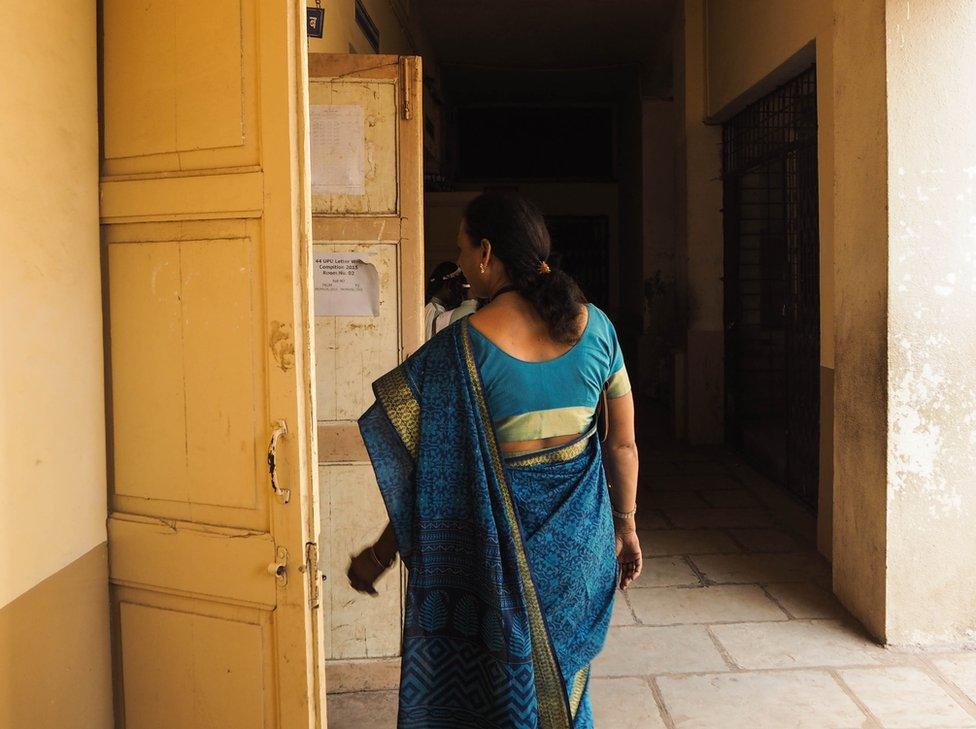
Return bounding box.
[414,0,677,99]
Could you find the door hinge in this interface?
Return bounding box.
[399,57,412,120]
[305,541,321,609]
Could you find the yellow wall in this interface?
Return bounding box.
[306,0,415,54]
[0,2,113,725]
[830,0,889,639]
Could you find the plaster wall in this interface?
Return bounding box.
[0,1,113,724]
[831,0,889,639]
[884,0,976,646]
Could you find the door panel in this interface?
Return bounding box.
[101,2,324,727]
[309,80,399,214]
[102,0,259,174]
[314,242,400,421]
[308,54,424,668]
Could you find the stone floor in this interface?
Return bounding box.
[326,444,976,728]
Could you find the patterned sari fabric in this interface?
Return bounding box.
[358,319,617,729]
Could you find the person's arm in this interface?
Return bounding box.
[347,521,398,596]
[603,390,642,589]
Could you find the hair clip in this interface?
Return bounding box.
[537,259,551,275]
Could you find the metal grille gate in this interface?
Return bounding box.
[722,66,820,509]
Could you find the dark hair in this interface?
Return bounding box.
[426,260,459,303]
[463,192,585,344]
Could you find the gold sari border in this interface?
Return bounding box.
[459,320,572,729]
[504,436,591,468]
[607,367,631,398]
[569,665,590,719]
[373,365,420,460]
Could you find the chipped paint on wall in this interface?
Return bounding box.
[885,0,976,645]
[269,320,296,372]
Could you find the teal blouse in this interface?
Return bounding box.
[467,303,631,443]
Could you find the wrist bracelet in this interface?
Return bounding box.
[611,506,637,519]
[369,544,395,569]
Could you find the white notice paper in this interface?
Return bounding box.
[314,253,380,317]
[310,104,366,196]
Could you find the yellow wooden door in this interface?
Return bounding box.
[307,54,424,673]
[99,2,325,727]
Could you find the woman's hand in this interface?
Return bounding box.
[614,529,643,590]
[346,546,392,596]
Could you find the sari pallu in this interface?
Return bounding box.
[358,319,617,729]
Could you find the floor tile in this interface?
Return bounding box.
[326,690,398,728]
[632,556,701,588]
[698,489,763,509]
[642,490,710,509]
[690,552,829,584]
[764,581,850,620]
[665,508,773,529]
[657,670,867,728]
[839,666,976,728]
[667,460,730,476]
[611,593,637,626]
[592,625,729,676]
[931,653,976,705]
[640,529,740,557]
[628,584,788,626]
[636,509,670,530]
[710,619,884,669]
[590,677,667,728]
[727,527,802,553]
[641,475,742,491]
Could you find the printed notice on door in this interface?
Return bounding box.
[314,253,380,316]
[310,104,366,196]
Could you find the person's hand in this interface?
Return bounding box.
[614,530,643,590]
[346,546,391,596]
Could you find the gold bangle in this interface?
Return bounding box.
[611,506,636,519]
[369,545,394,570]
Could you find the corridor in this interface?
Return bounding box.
[327,443,976,728]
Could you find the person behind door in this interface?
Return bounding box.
[423,260,461,340]
[350,192,641,729]
[433,267,480,334]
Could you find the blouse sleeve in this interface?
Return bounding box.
[605,313,632,399]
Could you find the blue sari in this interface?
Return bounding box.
[358,318,617,729]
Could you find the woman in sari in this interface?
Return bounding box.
[348,192,642,728]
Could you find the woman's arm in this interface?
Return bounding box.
[603,390,642,589]
[604,390,639,528]
[347,521,398,596]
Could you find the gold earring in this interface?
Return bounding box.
[479,263,486,274]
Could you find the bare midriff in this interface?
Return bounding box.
[499,433,579,456]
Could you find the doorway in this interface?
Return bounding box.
[721,66,821,509]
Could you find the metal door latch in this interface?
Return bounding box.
[304,542,321,609]
[268,546,288,587]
